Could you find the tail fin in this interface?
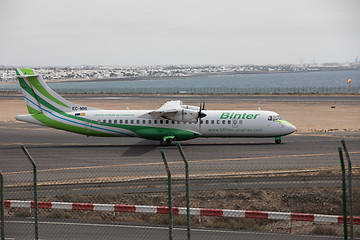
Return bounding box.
[15,68,97,114]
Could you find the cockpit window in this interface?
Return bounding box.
[269,115,283,121]
[273,115,283,121]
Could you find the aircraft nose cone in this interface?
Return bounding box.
[288,124,296,133]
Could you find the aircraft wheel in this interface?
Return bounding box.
[275,139,281,144]
[166,138,173,145]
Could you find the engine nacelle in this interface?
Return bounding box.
[167,109,199,123]
[181,105,200,111]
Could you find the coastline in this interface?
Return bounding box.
[1,68,359,84]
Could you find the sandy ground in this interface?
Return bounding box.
[1,98,359,132]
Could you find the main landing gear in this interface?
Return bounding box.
[160,136,175,145]
[275,136,281,144]
[160,139,173,145]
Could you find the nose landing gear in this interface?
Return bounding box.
[275,136,281,144]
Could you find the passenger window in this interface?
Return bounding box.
[172,120,175,124]
[160,120,163,124]
[154,120,157,124]
[211,120,214,124]
[200,120,203,124]
[239,120,243,124]
[109,120,112,124]
[228,120,231,124]
[177,121,180,124]
[217,120,220,124]
[222,120,225,124]
[103,120,106,123]
[97,120,100,124]
[136,120,140,124]
[114,120,117,124]
[165,120,169,124]
[120,120,123,124]
[205,120,209,124]
[125,120,128,124]
[142,120,146,124]
[131,120,134,124]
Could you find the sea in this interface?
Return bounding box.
[1,70,359,94]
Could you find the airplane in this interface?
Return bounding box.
[15,68,296,145]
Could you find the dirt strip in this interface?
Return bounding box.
[1,96,359,132]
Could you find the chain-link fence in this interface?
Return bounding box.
[1,138,359,239]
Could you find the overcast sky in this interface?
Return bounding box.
[1,0,359,66]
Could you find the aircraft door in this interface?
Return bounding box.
[232,119,239,128]
[85,119,92,136]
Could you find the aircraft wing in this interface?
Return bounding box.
[148,100,183,118]
[141,100,202,123]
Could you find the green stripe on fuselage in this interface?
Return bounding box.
[27,106,115,137]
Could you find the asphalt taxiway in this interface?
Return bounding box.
[1,122,359,239]
[5,218,346,240]
[1,122,359,186]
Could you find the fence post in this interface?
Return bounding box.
[176,142,191,240]
[160,149,172,240]
[289,220,292,234]
[338,147,348,240]
[342,140,353,240]
[0,171,4,240]
[21,145,38,240]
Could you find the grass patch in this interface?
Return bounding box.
[13,208,30,218]
[203,217,264,231]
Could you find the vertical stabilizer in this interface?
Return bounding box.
[15,68,98,114]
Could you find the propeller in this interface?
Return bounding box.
[198,101,207,131]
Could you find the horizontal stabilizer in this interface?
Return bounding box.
[18,74,39,78]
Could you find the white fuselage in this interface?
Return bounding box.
[59,109,296,138]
